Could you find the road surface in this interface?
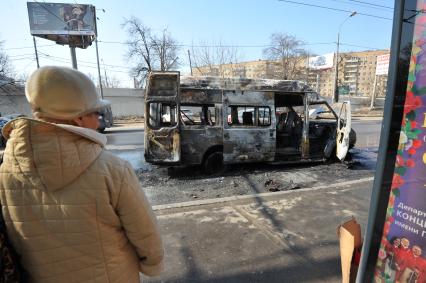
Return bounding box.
[104,118,381,206]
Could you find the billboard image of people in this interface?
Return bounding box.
[27,2,95,36]
[374,1,426,282]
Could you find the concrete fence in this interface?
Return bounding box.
[0,86,384,118]
[0,87,146,118]
[100,88,145,117]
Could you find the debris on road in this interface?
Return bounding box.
[264,179,300,192]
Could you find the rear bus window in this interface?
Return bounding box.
[148,102,178,128]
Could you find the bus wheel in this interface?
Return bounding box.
[203,151,224,175]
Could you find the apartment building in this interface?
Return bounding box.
[192,49,389,98]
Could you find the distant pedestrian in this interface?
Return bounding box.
[0,66,163,282]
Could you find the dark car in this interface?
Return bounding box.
[98,106,113,132]
[0,117,9,147]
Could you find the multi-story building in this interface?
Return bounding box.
[192,49,389,98]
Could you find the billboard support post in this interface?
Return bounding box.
[70,46,77,69]
[32,37,40,69]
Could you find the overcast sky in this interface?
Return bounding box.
[1,0,394,87]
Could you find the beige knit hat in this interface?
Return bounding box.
[26,66,110,119]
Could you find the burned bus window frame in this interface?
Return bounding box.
[180,104,216,126]
[227,105,271,127]
[147,102,178,129]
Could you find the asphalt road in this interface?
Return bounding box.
[351,119,382,148]
[104,118,382,206]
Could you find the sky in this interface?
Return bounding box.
[1,0,395,87]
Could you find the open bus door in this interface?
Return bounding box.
[336,101,351,161]
[144,72,181,163]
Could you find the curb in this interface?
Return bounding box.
[152,176,374,211]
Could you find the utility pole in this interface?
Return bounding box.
[32,36,40,68]
[316,72,320,93]
[93,7,104,99]
[370,74,378,109]
[187,50,193,76]
[102,59,109,88]
[333,11,357,103]
[305,53,310,84]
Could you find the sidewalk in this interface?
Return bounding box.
[144,177,374,283]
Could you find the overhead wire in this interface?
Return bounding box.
[37,52,132,74]
[326,0,394,11]
[346,0,393,10]
[277,0,393,20]
[37,51,131,70]
[4,44,57,51]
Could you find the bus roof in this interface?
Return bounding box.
[180,76,315,93]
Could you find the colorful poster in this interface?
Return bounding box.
[374,1,426,282]
[27,2,95,36]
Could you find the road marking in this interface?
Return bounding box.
[152,176,374,211]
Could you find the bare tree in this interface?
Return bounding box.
[190,40,241,77]
[122,17,180,85]
[263,33,307,80]
[102,75,122,88]
[0,40,13,79]
[86,72,122,88]
[151,29,180,72]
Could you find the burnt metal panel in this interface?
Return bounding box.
[146,72,180,97]
[180,126,222,165]
[223,128,275,163]
[223,91,274,105]
[180,76,313,92]
[145,129,180,163]
[180,89,222,104]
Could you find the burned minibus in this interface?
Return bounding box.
[144,72,356,174]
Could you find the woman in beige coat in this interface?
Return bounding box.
[0,66,163,282]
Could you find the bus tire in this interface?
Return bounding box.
[203,151,224,175]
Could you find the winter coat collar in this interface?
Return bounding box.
[2,118,105,192]
[2,117,106,146]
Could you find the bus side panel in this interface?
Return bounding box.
[180,127,223,165]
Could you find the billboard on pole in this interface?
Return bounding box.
[27,2,95,36]
[375,54,390,75]
[308,53,334,70]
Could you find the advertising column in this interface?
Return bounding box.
[357,1,426,282]
[375,2,426,280]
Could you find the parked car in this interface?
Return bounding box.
[0,117,9,147]
[98,106,113,132]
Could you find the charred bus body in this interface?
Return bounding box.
[144,71,356,173]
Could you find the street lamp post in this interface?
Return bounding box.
[333,11,357,104]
